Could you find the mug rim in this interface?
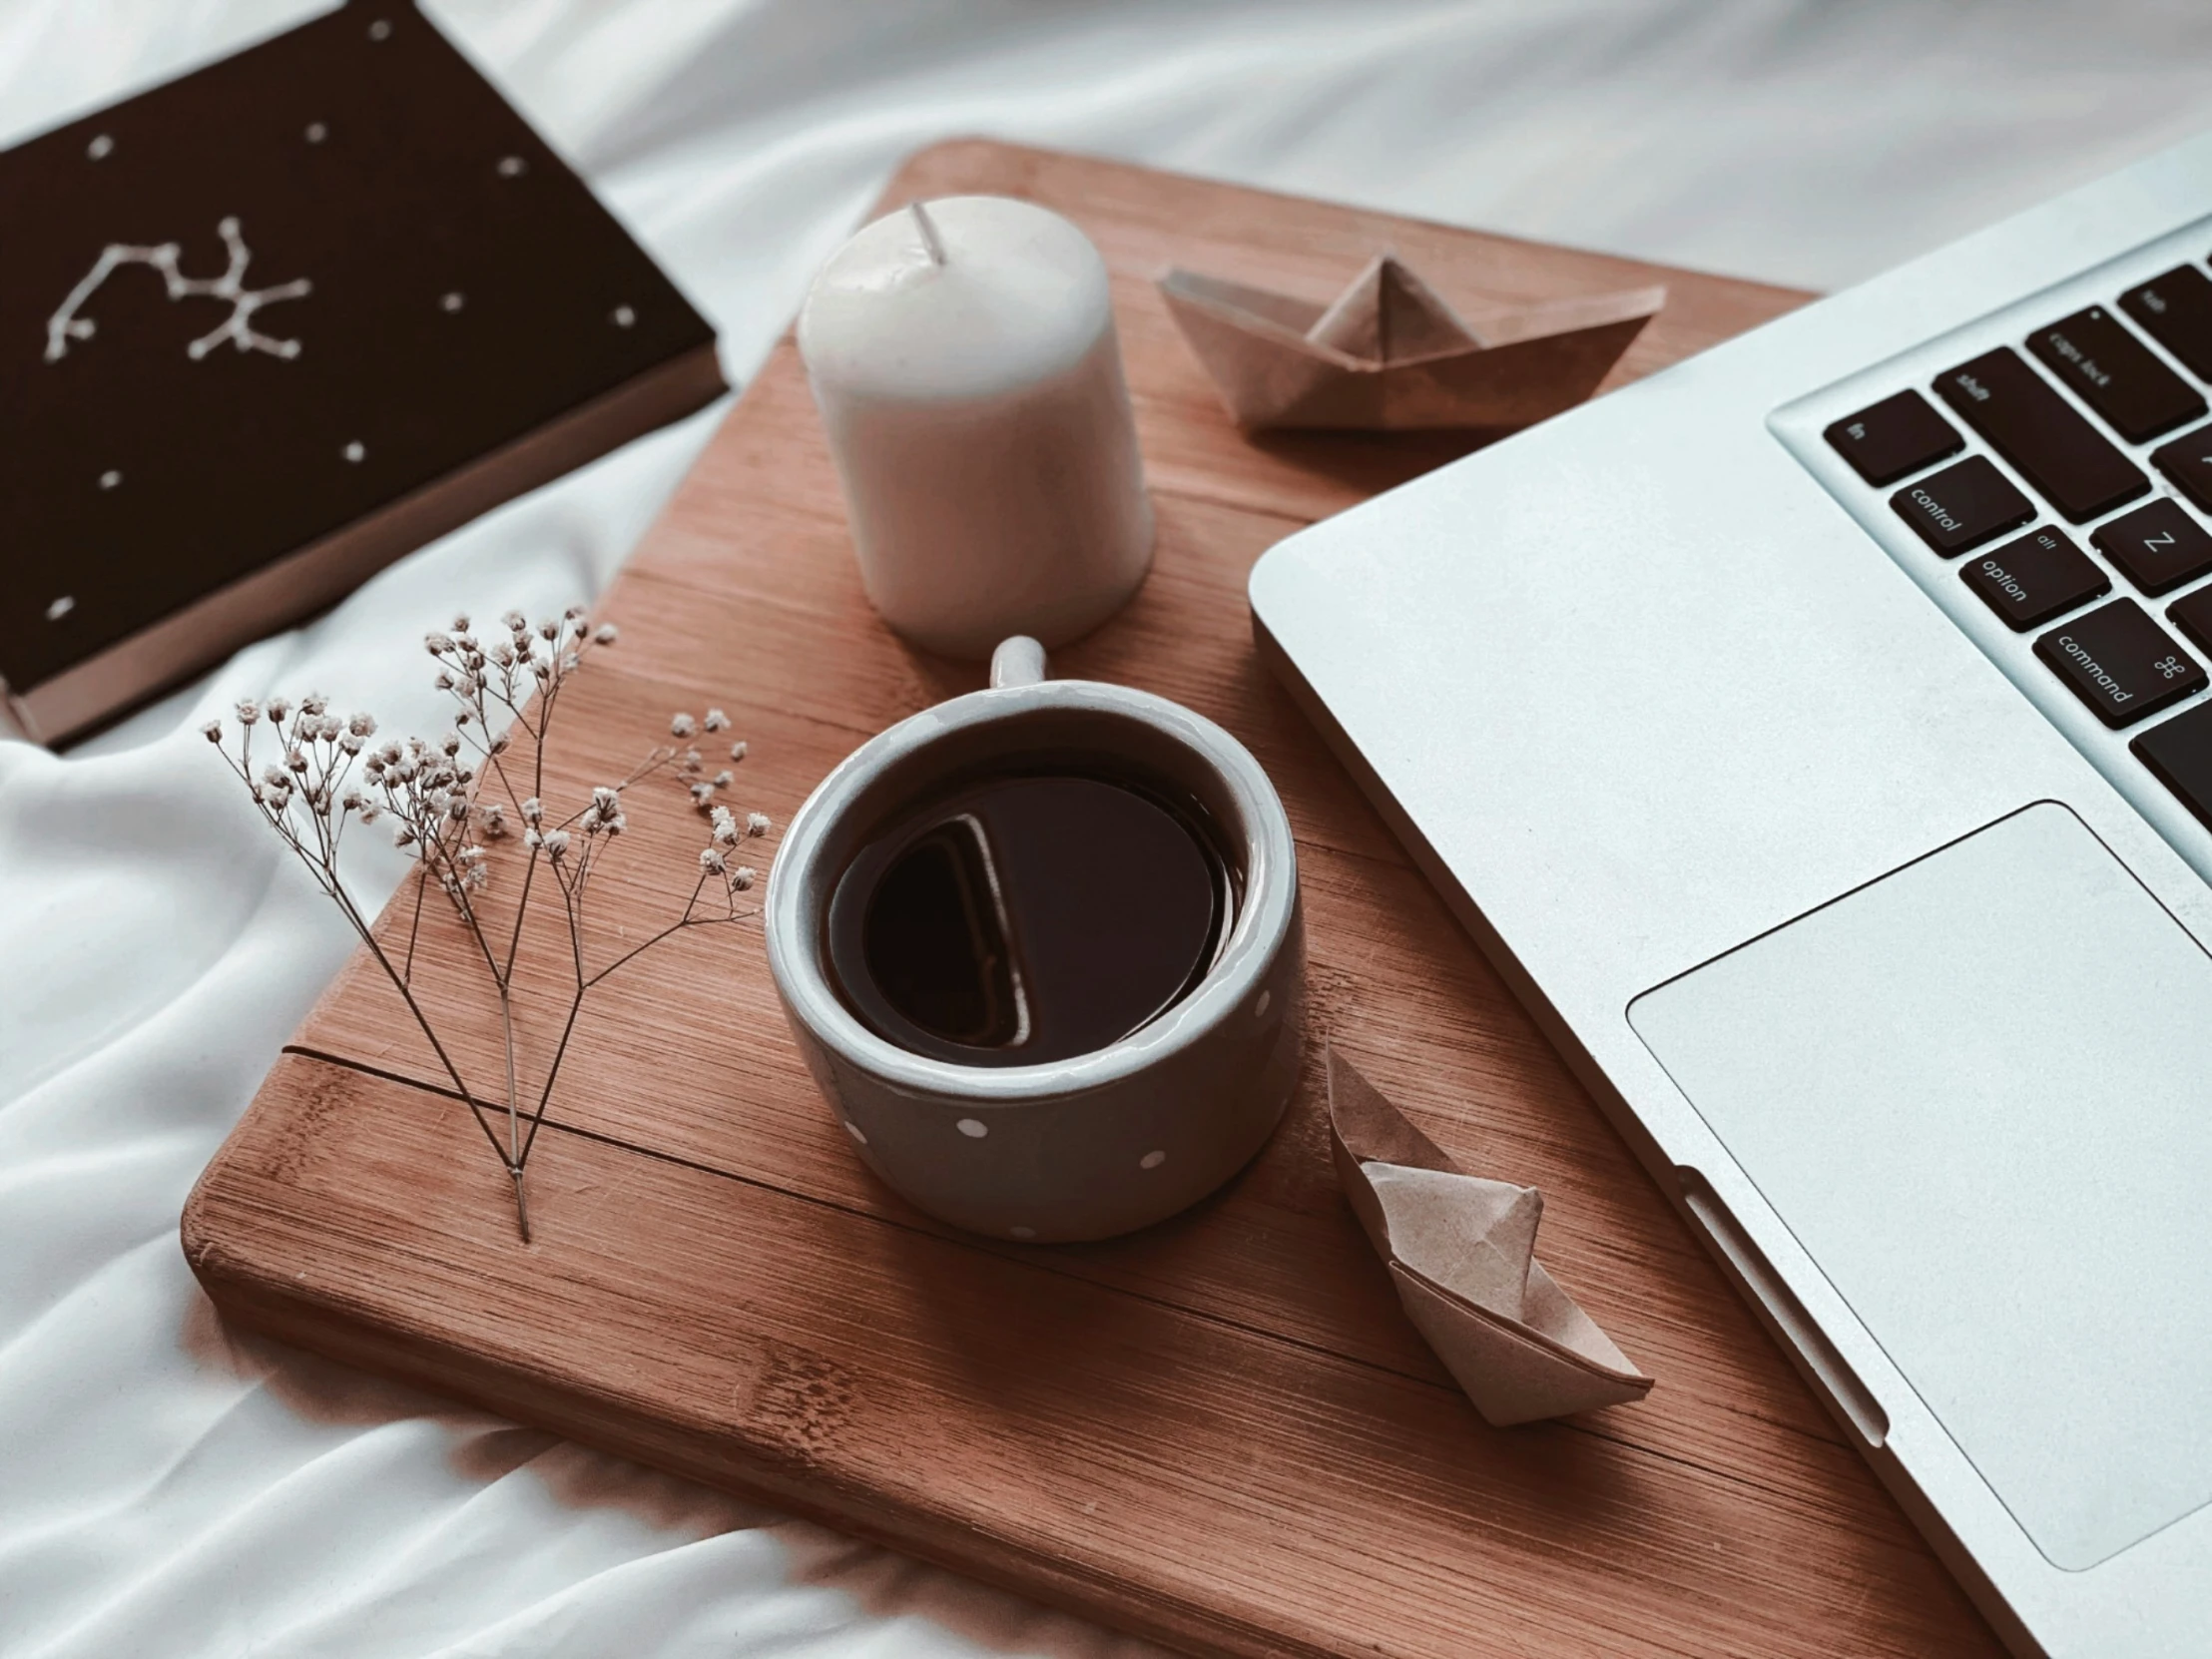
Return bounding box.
[765,677,1297,1106]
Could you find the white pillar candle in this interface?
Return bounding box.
[798,196,1154,659]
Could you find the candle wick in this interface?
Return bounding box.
[909,201,948,267]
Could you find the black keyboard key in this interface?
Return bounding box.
[2133,702,2212,830]
[1890,455,2034,554]
[1824,390,1962,485]
[2090,497,2212,595]
[2034,598,2206,728]
[2166,586,2212,656]
[1960,527,2109,631]
[2151,423,2212,513]
[1934,348,2148,523]
[2026,305,2205,443]
[2120,266,2212,381]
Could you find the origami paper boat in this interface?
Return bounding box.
[1328,1048,1654,1425]
[1159,253,1664,431]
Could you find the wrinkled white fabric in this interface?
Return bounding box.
[3,2,2208,1653]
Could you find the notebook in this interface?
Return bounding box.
[0,1,727,744]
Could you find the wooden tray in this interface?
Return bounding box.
[184,142,2003,1659]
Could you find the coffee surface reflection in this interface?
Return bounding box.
[827,772,1234,1065]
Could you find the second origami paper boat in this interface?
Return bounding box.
[1159,253,1664,431]
[1328,1048,1654,1426]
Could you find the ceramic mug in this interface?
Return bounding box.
[765,637,1304,1242]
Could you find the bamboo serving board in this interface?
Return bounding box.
[184,142,2004,1659]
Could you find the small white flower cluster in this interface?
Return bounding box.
[669,708,753,816]
[698,802,770,891]
[205,694,381,862]
[424,608,613,757]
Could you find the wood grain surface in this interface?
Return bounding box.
[183,141,2003,1659]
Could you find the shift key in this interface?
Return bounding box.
[2034,599,2207,729]
[1936,348,2147,523]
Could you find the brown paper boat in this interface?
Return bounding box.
[1159,253,1663,431]
[1327,1048,1653,1425]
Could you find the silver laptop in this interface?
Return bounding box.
[1251,133,2212,1656]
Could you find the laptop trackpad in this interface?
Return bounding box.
[1629,802,2212,1571]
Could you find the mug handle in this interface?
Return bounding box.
[989,635,1048,690]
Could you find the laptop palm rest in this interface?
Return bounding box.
[1629,802,2212,1572]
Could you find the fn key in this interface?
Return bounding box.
[2034,599,2206,729]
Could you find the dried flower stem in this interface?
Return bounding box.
[209,613,769,1241]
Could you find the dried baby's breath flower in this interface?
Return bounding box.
[594,623,618,645]
[729,741,747,763]
[206,601,765,1246]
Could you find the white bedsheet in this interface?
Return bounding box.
[3,3,2207,1654]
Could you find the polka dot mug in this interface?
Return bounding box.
[765,637,1305,1242]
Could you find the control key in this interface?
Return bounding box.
[1890,455,2033,555]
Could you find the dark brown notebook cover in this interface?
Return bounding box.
[0,1,727,744]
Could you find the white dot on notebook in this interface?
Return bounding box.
[956,1118,987,1139]
[342,441,365,463]
[612,304,636,328]
[497,155,526,179]
[45,596,75,622]
[441,291,464,313]
[87,134,114,161]
[1140,1150,1166,1170]
[367,18,391,41]
[99,469,121,490]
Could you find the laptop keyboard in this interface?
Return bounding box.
[1819,260,2212,833]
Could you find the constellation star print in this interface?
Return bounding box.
[45,217,310,363]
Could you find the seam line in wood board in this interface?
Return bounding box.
[277,1041,1471,1394]
[273,1046,1871,1497]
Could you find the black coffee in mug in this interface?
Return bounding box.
[826,767,1238,1065]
